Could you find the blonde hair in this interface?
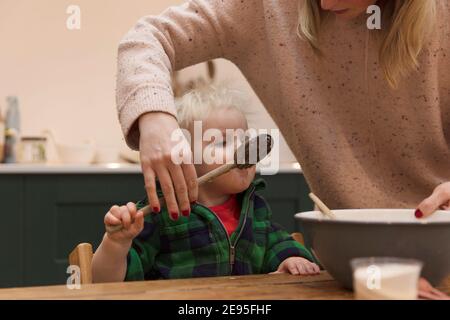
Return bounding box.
[297,0,437,88]
[175,84,248,130]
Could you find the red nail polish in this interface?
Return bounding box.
[182,209,190,217]
[415,209,423,218]
[171,212,179,220]
[153,207,160,213]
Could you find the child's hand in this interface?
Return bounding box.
[270,257,321,276]
[104,202,144,245]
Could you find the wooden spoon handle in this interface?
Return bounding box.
[105,163,237,234]
[197,163,236,185]
[308,193,336,219]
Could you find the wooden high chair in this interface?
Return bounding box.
[290,232,305,246]
[68,233,305,285]
[68,243,94,284]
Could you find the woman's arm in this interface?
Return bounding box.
[116,0,262,219]
[117,0,259,149]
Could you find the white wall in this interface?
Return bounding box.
[0,0,296,162]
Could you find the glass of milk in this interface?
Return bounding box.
[351,257,423,300]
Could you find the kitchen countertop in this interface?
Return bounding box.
[0,163,142,174]
[0,162,302,174]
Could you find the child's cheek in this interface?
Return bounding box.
[194,161,222,177]
[243,167,256,185]
[248,167,256,179]
[211,173,237,193]
[211,170,247,194]
[237,168,256,190]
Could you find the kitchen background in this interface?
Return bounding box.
[0,0,312,289]
[0,0,297,165]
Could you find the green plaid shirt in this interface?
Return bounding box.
[125,178,314,281]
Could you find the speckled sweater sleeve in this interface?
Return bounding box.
[116,0,262,150]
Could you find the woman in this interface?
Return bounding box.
[116,0,450,220]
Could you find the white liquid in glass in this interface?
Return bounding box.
[353,263,420,300]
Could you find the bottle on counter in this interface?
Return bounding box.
[0,105,5,162]
[4,96,21,163]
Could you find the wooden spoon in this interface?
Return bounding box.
[105,134,273,233]
[308,192,336,219]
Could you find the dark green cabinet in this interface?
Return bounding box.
[0,172,311,288]
[22,175,145,287]
[0,176,24,288]
[255,173,313,231]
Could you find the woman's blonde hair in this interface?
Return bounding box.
[297,0,437,88]
[175,84,248,130]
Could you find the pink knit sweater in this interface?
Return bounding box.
[116,0,450,209]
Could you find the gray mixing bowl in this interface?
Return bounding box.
[295,209,450,289]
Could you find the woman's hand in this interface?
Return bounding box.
[415,182,450,219]
[104,203,144,246]
[270,257,321,276]
[138,112,198,221]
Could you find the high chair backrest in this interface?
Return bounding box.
[69,243,93,284]
[291,232,305,245]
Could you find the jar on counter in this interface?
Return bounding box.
[18,136,47,163]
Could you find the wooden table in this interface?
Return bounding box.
[0,272,448,300]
